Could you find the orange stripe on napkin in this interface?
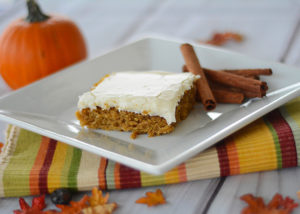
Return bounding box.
[178,163,187,182]
[98,158,107,190]
[114,163,121,189]
[225,137,240,175]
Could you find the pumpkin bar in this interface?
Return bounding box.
[76,71,199,138]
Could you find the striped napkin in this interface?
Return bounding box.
[0,98,299,198]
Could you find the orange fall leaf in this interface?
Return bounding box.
[199,32,244,46]
[56,194,89,213]
[81,203,117,214]
[135,189,166,207]
[88,187,110,207]
[14,187,118,214]
[240,193,298,214]
[0,142,3,153]
[296,191,300,201]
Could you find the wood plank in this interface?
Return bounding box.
[130,0,299,61]
[284,18,300,66]
[208,168,300,213]
[0,179,222,213]
[206,2,300,213]
[110,179,219,214]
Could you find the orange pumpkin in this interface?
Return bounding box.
[0,0,87,89]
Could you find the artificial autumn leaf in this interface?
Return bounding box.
[14,187,118,214]
[296,190,300,201]
[43,211,60,214]
[32,195,47,210]
[198,32,244,46]
[81,203,118,214]
[56,194,89,214]
[240,193,298,214]
[88,187,109,207]
[0,142,3,153]
[19,198,30,211]
[14,195,46,214]
[135,189,166,207]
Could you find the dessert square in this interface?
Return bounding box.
[76,71,199,138]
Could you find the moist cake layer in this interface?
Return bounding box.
[78,71,199,124]
[76,86,196,137]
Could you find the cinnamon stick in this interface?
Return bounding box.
[193,81,244,104]
[210,81,265,98]
[203,68,268,96]
[244,90,265,98]
[220,69,259,79]
[180,44,216,111]
[244,75,259,80]
[183,65,259,79]
[223,68,272,76]
[182,65,189,73]
[183,65,267,97]
[212,89,244,104]
[207,82,244,103]
[236,75,259,80]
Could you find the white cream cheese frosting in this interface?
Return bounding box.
[78,71,200,124]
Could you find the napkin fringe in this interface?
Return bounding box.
[0,125,19,164]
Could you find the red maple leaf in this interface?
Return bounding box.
[13,195,47,214]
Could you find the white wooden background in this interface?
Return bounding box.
[0,0,300,213]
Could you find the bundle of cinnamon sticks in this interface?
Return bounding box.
[180,44,272,111]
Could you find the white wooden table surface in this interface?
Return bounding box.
[0,0,300,213]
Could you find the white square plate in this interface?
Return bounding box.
[0,37,299,175]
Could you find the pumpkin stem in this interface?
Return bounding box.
[25,0,49,22]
